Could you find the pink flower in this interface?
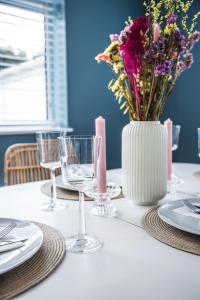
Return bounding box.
[171,52,178,59]
[95,53,110,63]
[153,23,160,42]
[109,34,119,42]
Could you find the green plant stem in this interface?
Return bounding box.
[152,77,166,120]
[145,73,159,120]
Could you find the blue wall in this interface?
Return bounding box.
[0,0,199,186]
[66,0,200,167]
[161,1,200,164]
[66,0,143,168]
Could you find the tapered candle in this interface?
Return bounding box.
[95,116,107,193]
[164,118,173,181]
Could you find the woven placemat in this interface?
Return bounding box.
[41,181,123,201]
[0,222,66,300]
[143,207,200,255]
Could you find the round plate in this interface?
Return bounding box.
[158,199,200,235]
[0,218,43,275]
[55,175,77,191]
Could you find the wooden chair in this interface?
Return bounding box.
[4,143,54,185]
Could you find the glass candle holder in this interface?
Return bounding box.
[85,183,121,218]
[168,125,183,196]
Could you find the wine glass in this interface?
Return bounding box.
[172,125,181,152]
[36,131,65,211]
[59,135,103,253]
[198,128,200,152]
[168,125,183,194]
[172,125,183,181]
[197,128,200,196]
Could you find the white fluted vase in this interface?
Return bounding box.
[122,121,167,205]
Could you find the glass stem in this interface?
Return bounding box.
[78,191,86,240]
[50,169,56,208]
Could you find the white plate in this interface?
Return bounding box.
[158,199,200,235]
[55,171,122,192]
[55,175,77,191]
[0,218,43,275]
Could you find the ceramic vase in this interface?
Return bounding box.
[122,121,167,205]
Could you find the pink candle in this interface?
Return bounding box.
[164,119,173,181]
[95,116,107,193]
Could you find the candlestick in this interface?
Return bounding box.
[164,118,172,181]
[95,116,107,193]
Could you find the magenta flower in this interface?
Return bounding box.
[120,16,148,105]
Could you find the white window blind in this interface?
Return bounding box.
[0,0,68,127]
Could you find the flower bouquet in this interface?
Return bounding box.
[96,0,200,121]
[96,0,200,205]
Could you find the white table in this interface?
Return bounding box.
[1,163,200,300]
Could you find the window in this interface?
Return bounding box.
[0,0,68,130]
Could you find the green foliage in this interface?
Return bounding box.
[144,0,199,33]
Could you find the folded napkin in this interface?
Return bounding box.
[174,204,200,219]
[0,241,24,253]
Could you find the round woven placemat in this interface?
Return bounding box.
[41,181,123,201]
[143,207,200,255]
[0,222,66,300]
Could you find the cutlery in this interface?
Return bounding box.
[0,241,25,253]
[0,222,16,239]
[183,200,200,214]
[184,198,200,208]
[193,202,200,209]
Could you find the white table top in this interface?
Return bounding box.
[1,163,200,300]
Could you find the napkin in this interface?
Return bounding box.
[0,241,24,253]
[174,204,200,219]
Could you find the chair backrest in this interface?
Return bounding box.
[4,143,52,185]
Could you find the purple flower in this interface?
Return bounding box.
[177,53,194,73]
[109,34,119,42]
[144,37,167,66]
[186,31,200,50]
[153,36,166,52]
[174,30,185,48]
[168,14,178,24]
[144,37,166,61]
[144,49,150,58]
[155,60,172,76]
[183,52,193,69]
[177,61,185,73]
[189,31,200,42]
